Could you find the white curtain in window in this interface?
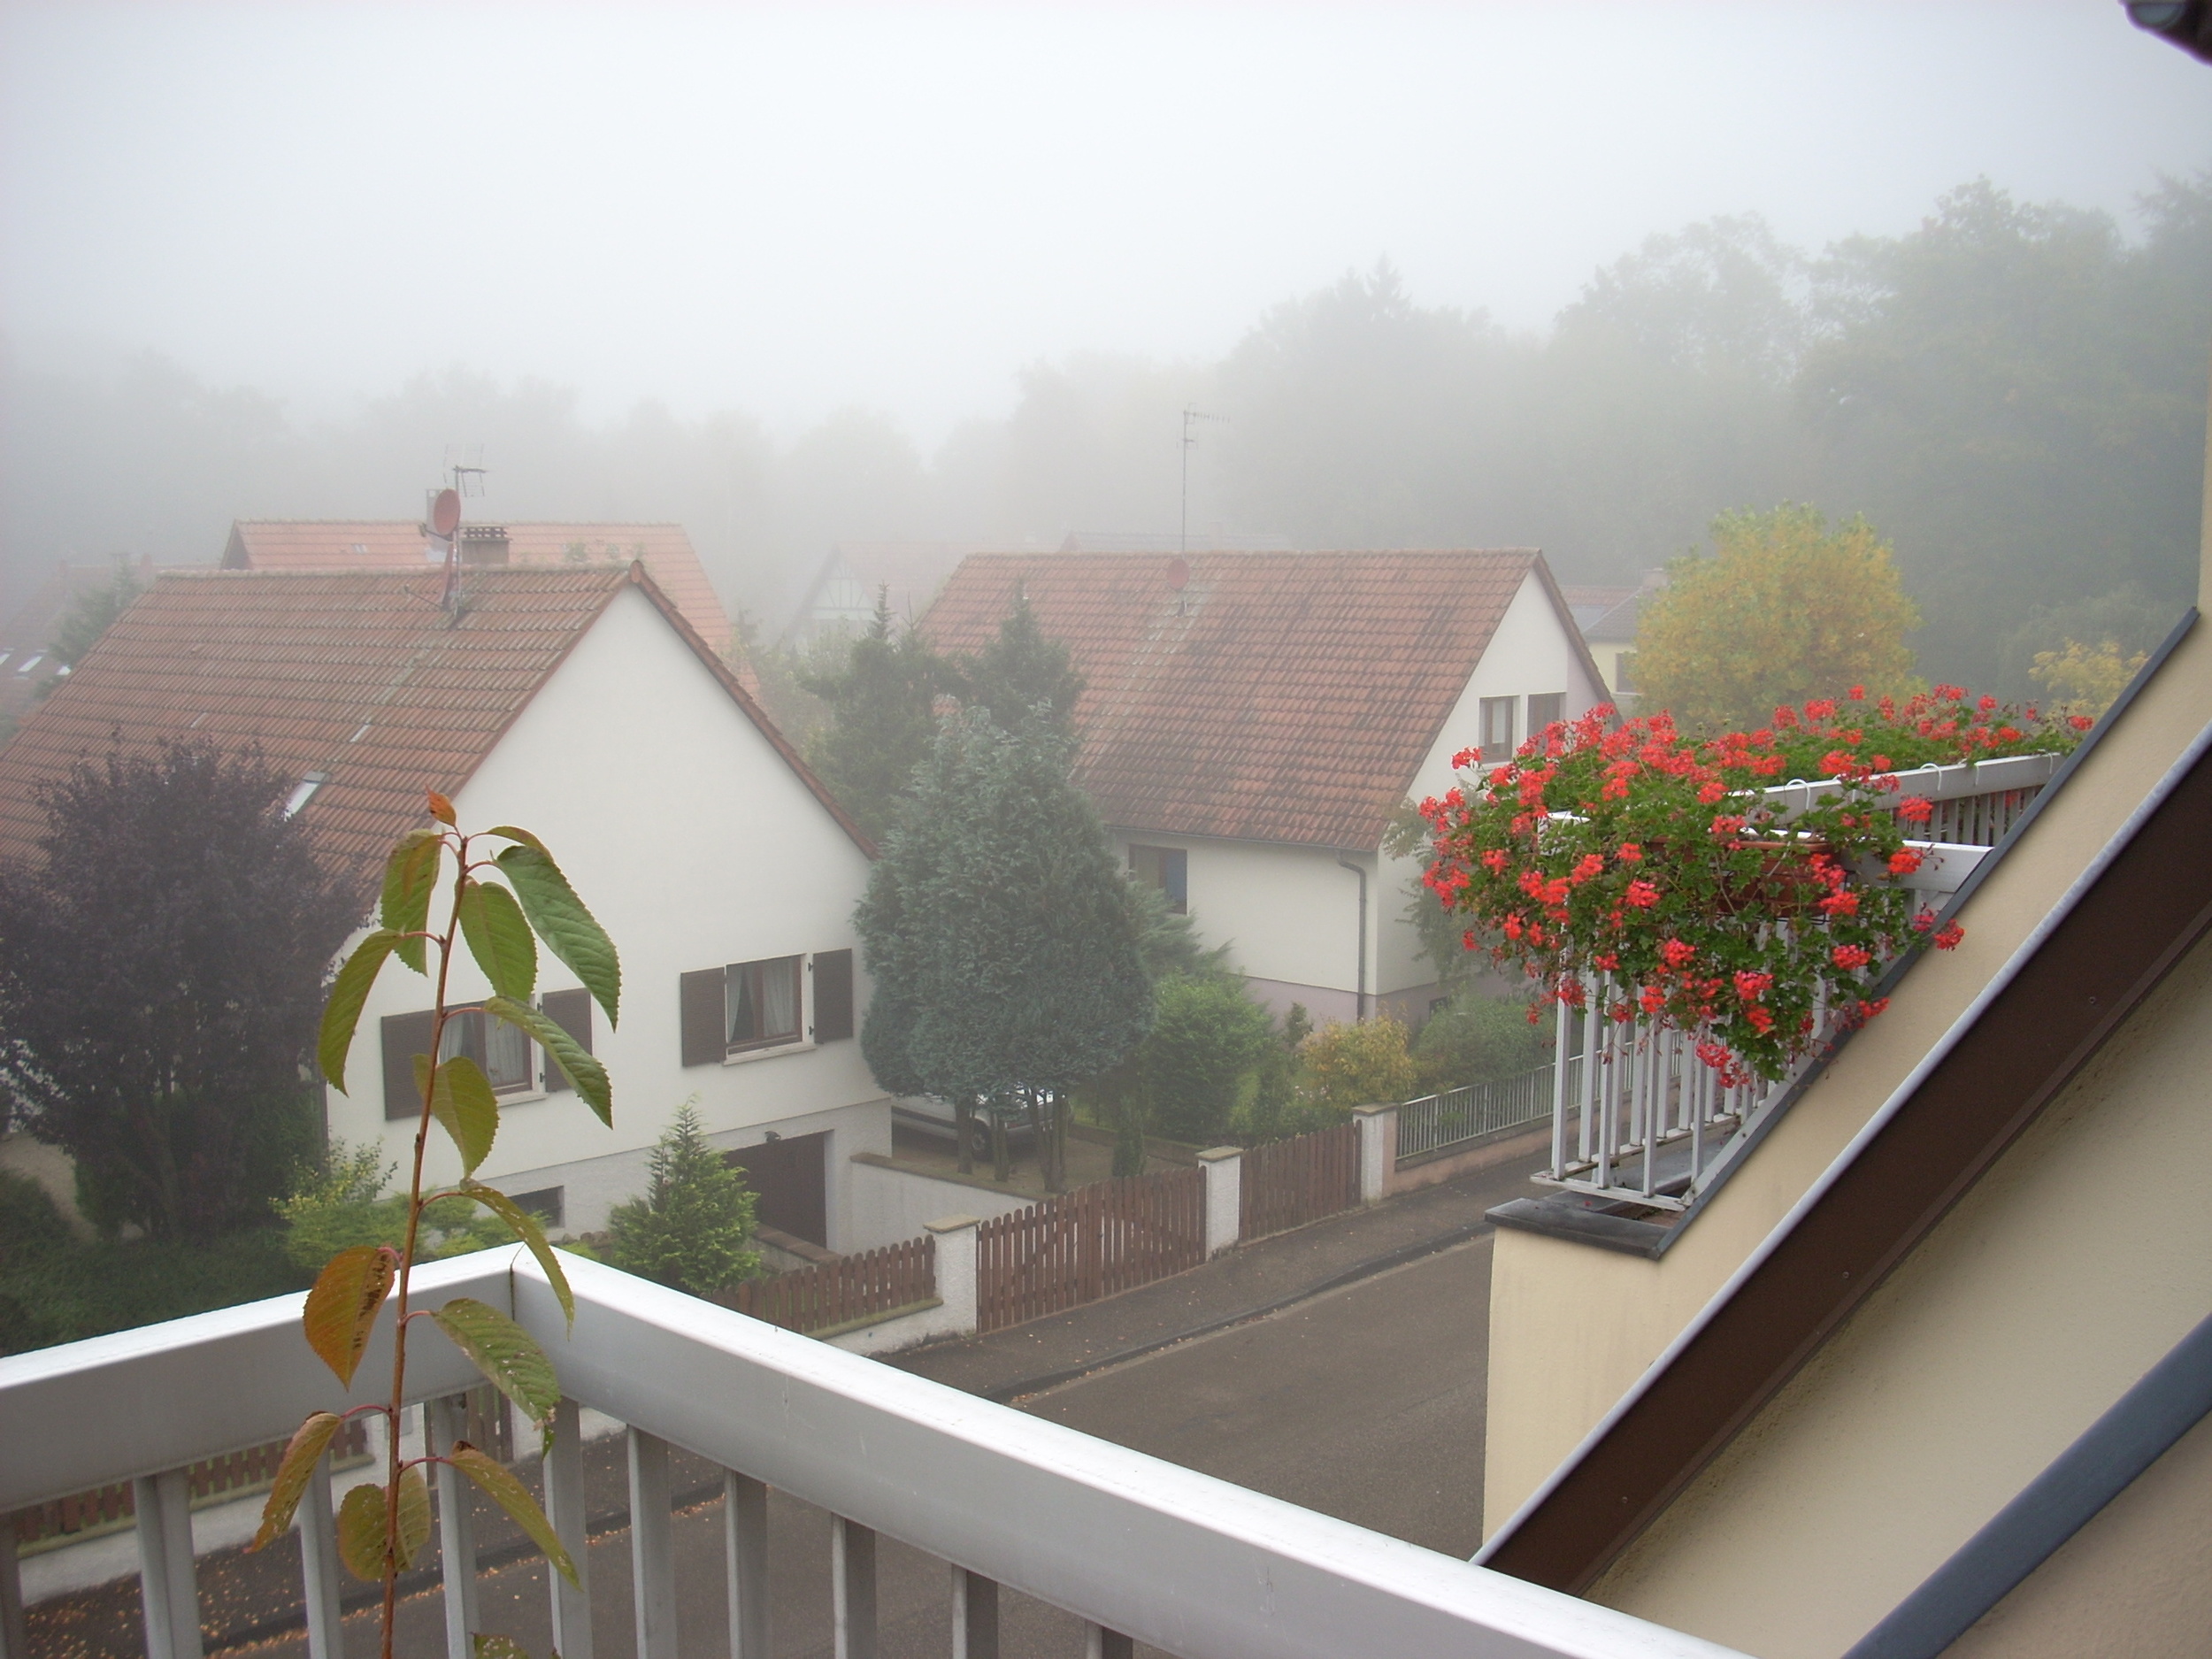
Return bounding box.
[762,957,798,1041]
[485,1016,532,1092]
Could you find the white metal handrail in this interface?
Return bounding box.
[0,1251,1747,1659]
[1397,1065,1555,1164]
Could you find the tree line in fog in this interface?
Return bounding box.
[3,174,2206,695]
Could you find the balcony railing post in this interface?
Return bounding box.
[0,1514,27,1659]
[426,1394,480,1659]
[1085,1623,1134,1659]
[133,1468,202,1659]
[543,1399,594,1659]
[951,1566,999,1659]
[723,1470,770,1659]
[628,1427,678,1659]
[831,1516,877,1659]
[297,1453,343,1659]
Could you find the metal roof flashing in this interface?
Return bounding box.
[1486,609,2201,1260]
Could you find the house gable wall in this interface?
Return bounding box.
[335,583,885,1237]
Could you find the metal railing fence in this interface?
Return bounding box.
[0,1251,1746,1659]
[1396,1064,1558,1164]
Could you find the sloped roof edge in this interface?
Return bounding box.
[614,563,877,858]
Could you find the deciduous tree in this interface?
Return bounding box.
[0,741,360,1239]
[1632,505,1920,733]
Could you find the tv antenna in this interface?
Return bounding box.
[430,460,488,612]
[1180,405,1225,557]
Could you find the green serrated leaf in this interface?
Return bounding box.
[429,1296,561,1425]
[318,930,398,1094]
[249,1412,342,1552]
[334,1471,429,1581]
[484,996,611,1126]
[303,1245,393,1388]
[414,1054,500,1175]
[458,878,538,1002]
[449,1444,579,1587]
[482,826,548,853]
[380,827,443,974]
[461,1179,574,1331]
[495,845,620,1028]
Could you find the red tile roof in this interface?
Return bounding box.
[222,520,733,655]
[923,549,1577,849]
[0,564,866,877]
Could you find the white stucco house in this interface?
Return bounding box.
[0,562,893,1249]
[924,549,1610,1025]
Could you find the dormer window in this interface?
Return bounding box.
[282,772,329,818]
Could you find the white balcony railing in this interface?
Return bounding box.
[1534,755,2056,1209]
[0,1250,1747,1659]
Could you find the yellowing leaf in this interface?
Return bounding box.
[495,845,620,1028]
[484,996,610,1126]
[303,1245,393,1388]
[334,1472,427,1581]
[427,790,457,826]
[459,878,538,1002]
[428,1297,561,1425]
[319,930,397,1095]
[335,1483,388,1582]
[249,1412,342,1552]
[460,1180,574,1330]
[415,1054,500,1175]
[449,1443,578,1587]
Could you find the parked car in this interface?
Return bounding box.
[891,1095,1036,1162]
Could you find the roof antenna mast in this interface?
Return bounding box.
[1180,405,1225,557]
[428,458,488,613]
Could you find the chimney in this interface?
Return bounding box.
[459,525,511,565]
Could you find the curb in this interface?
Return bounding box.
[976,1215,1495,1404]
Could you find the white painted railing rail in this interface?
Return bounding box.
[0,1250,1749,1659]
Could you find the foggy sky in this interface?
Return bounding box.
[4,3,2207,445]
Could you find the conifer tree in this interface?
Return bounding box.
[800,589,957,842]
[856,709,1151,1187]
[961,586,1085,741]
[604,1102,759,1295]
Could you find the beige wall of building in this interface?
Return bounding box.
[1586,926,2212,1656]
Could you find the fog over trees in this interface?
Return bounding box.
[4,175,2205,695]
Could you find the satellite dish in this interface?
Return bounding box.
[430,488,463,538]
[1166,556,1190,591]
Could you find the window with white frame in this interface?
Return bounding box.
[1479,695,1517,764]
[439,1005,535,1094]
[726,955,803,1052]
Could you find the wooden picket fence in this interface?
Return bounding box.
[977,1166,1207,1333]
[725,1234,936,1334]
[12,1416,373,1550]
[1240,1120,1361,1241]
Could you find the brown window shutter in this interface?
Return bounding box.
[811,949,854,1043]
[540,988,592,1092]
[680,968,726,1067]
[380,1010,435,1122]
